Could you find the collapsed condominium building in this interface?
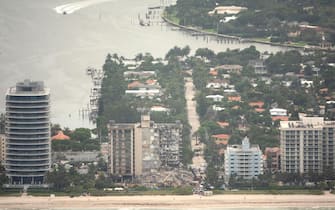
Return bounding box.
[107,115,183,179]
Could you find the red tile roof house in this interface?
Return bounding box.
[248,101,265,112]
[52,131,70,141]
[255,108,265,113]
[212,134,230,142]
[319,88,328,95]
[209,68,218,77]
[127,81,144,89]
[146,79,158,85]
[228,95,242,102]
[217,121,230,128]
[212,134,230,150]
[271,116,289,121]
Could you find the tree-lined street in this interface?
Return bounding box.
[185,73,207,179]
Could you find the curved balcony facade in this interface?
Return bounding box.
[5,80,51,186]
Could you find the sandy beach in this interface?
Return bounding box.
[0,194,334,209]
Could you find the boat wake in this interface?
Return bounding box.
[54,0,113,15]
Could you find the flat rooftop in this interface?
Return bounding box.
[7,79,49,95]
[280,116,335,129]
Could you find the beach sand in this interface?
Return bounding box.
[0,194,335,209]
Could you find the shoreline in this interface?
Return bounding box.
[1,194,335,209]
[161,15,330,51]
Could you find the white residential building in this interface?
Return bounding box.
[206,95,224,102]
[206,82,225,89]
[150,106,170,112]
[125,89,160,98]
[223,89,237,94]
[5,80,51,186]
[212,105,225,111]
[248,60,267,75]
[224,137,263,180]
[300,79,313,88]
[270,108,287,116]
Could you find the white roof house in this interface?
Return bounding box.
[125,89,160,98]
[206,95,224,102]
[326,101,335,105]
[208,6,247,15]
[212,105,225,111]
[206,82,224,89]
[223,89,237,93]
[270,108,287,116]
[300,79,313,88]
[150,106,170,112]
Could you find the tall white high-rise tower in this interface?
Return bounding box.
[5,79,51,186]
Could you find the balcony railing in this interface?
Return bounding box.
[6,104,49,109]
[7,140,49,145]
[6,99,49,104]
[6,96,49,101]
[6,118,48,123]
[7,162,50,167]
[7,125,49,130]
[7,135,49,140]
[7,167,49,172]
[6,114,49,119]
[6,151,50,156]
[7,146,49,151]
[6,171,48,176]
[7,110,49,114]
[6,157,50,161]
[7,130,49,135]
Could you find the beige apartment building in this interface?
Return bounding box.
[280,115,335,174]
[108,122,142,177]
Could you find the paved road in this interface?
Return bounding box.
[184,75,207,177]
